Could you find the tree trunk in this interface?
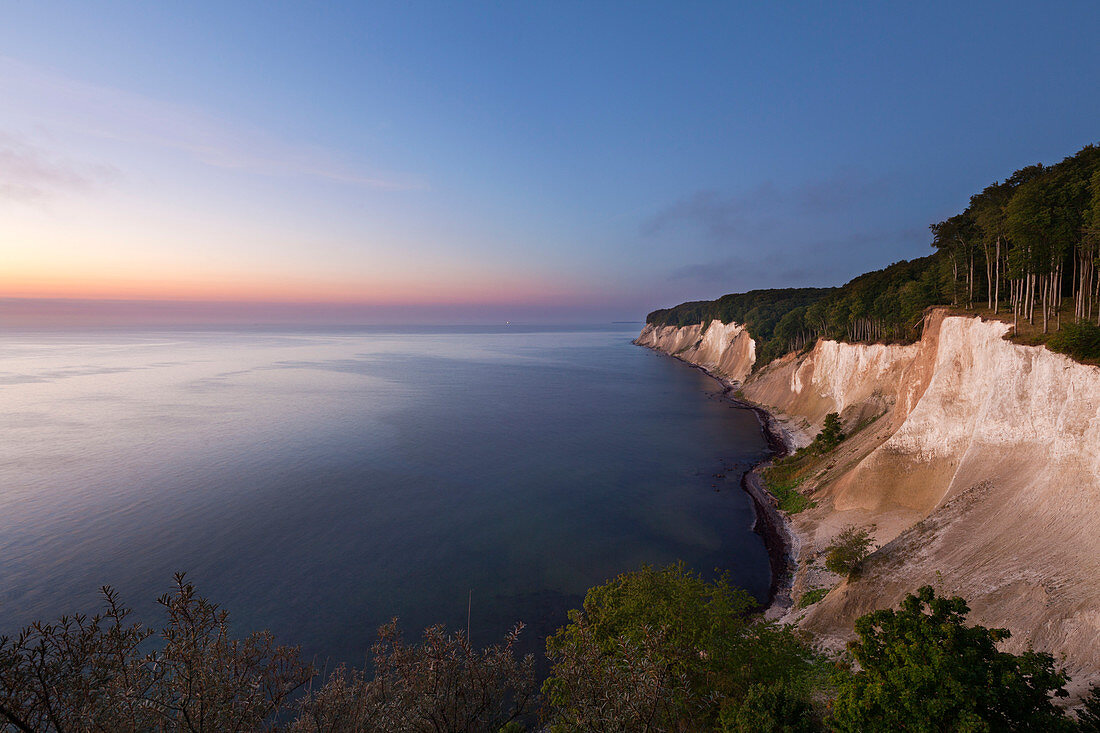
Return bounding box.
[994,236,1001,314]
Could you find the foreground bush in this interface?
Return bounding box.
[1078,685,1100,731]
[0,577,533,733]
[4,573,1092,732]
[831,585,1072,732]
[292,620,535,732]
[0,573,312,732]
[542,563,821,731]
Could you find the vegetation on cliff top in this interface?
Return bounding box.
[647,142,1100,367]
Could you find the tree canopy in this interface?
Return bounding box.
[2,575,1093,731]
[648,142,1100,366]
[831,586,1072,732]
[542,563,821,731]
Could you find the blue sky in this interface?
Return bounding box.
[2,1,1099,323]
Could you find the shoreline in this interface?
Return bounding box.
[633,340,799,613]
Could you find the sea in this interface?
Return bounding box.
[0,324,772,666]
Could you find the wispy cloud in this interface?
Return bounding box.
[0,57,424,191]
[664,227,926,290]
[0,132,119,201]
[640,170,928,295]
[642,171,893,244]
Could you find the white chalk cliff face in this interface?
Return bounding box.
[635,321,756,384]
[638,310,1100,686]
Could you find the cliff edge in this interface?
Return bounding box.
[637,309,1100,693]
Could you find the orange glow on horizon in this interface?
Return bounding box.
[0,268,593,308]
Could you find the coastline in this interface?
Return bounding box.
[633,340,800,613]
[730,396,801,618]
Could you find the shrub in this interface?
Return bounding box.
[1048,321,1100,361]
[1078,685,1100,731]
[0,574,312,732]
[293,621,536,733]
[831,586,1073,732]
[718,681,819,733]
[797,587,830,608]
[542,563,820,731]
[823,525,875,577]
[0,577,535,733]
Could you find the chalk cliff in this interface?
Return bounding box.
[637,309,1100,692]
[635,321,756,385]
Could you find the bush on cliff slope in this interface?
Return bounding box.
[823,525,876,577]
[831,586,1072,732]
[760,412,847,515]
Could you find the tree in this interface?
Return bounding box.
[0,574,312,732]
[1077,685,1100,731]
[717,681,819,733]
[831,586,1072,732]
[542,563,819,731]
[823,525,875,577]
[293,621,535,733]
[815,413,845,451]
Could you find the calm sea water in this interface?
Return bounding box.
[0,325,771,665]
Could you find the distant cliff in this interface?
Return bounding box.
[637,309,1100,695]
[635,321,756,384]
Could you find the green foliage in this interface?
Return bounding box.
[1078,685,1100,731]
[718,681,819,733]
[831,586,1073,732]
[647,257,948,368]
[763,459,813,513]
[647,288,836,369]
[1047,321,1100,361]
[761,416,851,516]
[542,563,821,731]
[646,288,833,333]
[648,142,1100,367]
[815,413,845,451]
[823,525,875,577]
[797,587,830,608]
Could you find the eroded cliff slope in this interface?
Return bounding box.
[637,309,1100,690]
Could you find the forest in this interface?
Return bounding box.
[647,143,1100,366]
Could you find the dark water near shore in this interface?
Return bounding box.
[0,325,771,665]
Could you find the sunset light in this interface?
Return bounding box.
[3,4,1100,728]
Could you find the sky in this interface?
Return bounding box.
[2,1,1100,325]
